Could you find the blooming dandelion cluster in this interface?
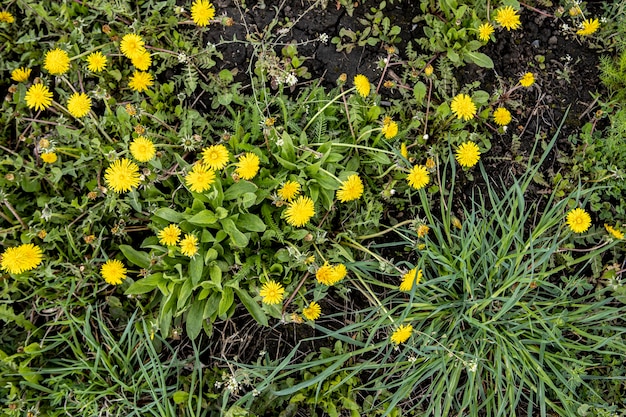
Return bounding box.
[315,262,347,286]
[381,116,399,139]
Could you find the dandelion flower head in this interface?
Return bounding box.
[44,48,71,75]
[86,51,107,72]
[303,301,322,321]
[478,22,494,41]
[131,50,152,71]
[41,152,57,163]
[391,324,413,345]
[191,0,216,27]
[605,224,624,240]
[284,195,315,227]
[67,92,91,118]
[566,208,591,233]
[201,144,229,170]
[520,72,535,87]
[235,152,260,180]
[11,67,31,83]
[456,141,481,168]
[278,180,301,201]
[316,262,347,286]
[25,83,53,111]
[260,280,285,305]
[180,234,198,257]
[406,165,430,190]
[399,268,422,291]
[120,33,146,60]
[495,6,522,31]
[0,11,15,23]
[493,107,512,126]
[128,71,154,92]
[353,74,370,97]
[577,18,599,36]
[158,224,181,246]
[1,244,43,275]
[130,136,156,162]
[104,158,141,193]
[450,93,477,121]
[101,259,127,285]
[381,117,399,139]
[400,142,408,159]
[185,163,216,193]
[337,174,364,202]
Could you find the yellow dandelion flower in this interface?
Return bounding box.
[400,142,408,159]
[577,18,600,36]
[417,224,429,238]
[406,165,430,190]
[391,324,413,345]
[284,195,315,227]
[381,117,399,139]
[569,5,582,16]
[158,224,181,246]
[493,107,512,126]
[101,259,127,285]
[605,224,624,240]
[399,269,422,292]
[478,22,494,41]
[278,180,301,201]
[424,64,434,76]
[201,144,229,170]
[235,152,260,180]
[120,33,146,60]
[185,163,216,193]
[25,83,53,111]
[104,158,141,193]
[67,92,91,118]
[303,301,322,321]
[191,0,216,27]
[44,48,70,75]
[130,50,151,71]
[353,74,370,97]
[130,136,156,162]
[450,93,477,121]
[495,6,521,31]
[330,263,347,285]
[316,262,335,286]
[128,71,154,92]
[520,72,535,87]
[336,174,364,202]
[41,152,57,163]
[86,51,107,72]
[180,234,198,257]
[566,208,591,233]
[456,141,481,168]
[0,244,43,274]
[260,280,285,305]
[11,67,31,83]
[0,11,15,23]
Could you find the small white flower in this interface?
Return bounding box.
[177,53,188,63]
[318,33,329,44]
[423,134,429,140]
[252,388,260,397]
[275,138,284,147]
[285,73,298,87]
[466,359,478,373]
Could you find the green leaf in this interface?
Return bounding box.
[221,218,249,247]
[186,299,204,339]
[223,181,258,200]
[190,255,204,285]
[125,273,164,295]
[188,209,218,226]
[218,287,234,316]
[234,287,268,326]
[119,245,150,269]
[465,51,494,69]
[173,391,189,404]
[237,213,266,232]
[414,81,427,105]
[154,207,185,223]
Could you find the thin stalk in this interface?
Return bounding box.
[303,87,356,132]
